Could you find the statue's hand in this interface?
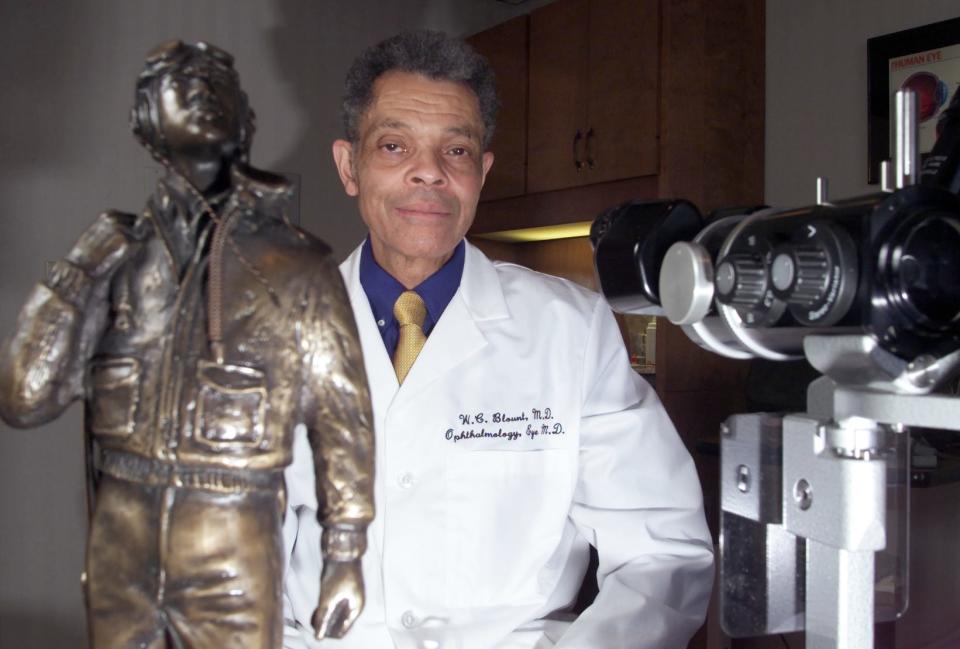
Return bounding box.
[65,211,144,279]
[311,558,364,640]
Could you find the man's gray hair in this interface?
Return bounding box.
[342,30,498,149]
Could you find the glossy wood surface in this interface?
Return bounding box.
[527,0,591,193]
[467,15,529,201]
[658,0,765,212]
[585,0,659,185]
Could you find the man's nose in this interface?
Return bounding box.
[407,149,446,186]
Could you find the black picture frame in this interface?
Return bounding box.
[866,16,960,184]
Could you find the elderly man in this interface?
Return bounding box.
[0,41,374,648]
[283,31,714,649]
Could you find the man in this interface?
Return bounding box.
[0,41,374,648]
[283,31,714,648]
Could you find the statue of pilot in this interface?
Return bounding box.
[0,41,374,648]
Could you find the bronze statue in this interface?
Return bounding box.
[0,40,374,648]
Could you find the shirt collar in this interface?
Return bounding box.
[359,238,465,334]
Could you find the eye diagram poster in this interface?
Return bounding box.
[889,42,960,155]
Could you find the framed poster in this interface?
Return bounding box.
[866,16,960,184]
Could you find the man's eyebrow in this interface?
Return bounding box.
[446,125,480,141]
[372,119,409,132]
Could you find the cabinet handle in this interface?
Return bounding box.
[572,129,583,171]
[585,127,596,170]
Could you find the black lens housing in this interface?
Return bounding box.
[870,186,960,359]
[591,200,704,313]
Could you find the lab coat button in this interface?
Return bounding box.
[398,472,415,488]
[401,610,418,628]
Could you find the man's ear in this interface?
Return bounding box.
[480,151,495,187]
[332,139,359,197]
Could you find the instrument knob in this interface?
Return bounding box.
[771,245,831,305]
[715,254,767,307]
[660,241,715,325]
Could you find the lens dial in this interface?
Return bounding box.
[716,255,767,307]
[767,222,858,326]
[771,245,830,305]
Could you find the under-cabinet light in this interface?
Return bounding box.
[471,221,593,243]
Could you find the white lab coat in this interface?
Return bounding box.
[282,242,714,649]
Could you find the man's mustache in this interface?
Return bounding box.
[394,189,458,213]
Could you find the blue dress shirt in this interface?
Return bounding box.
[359,238,465,359]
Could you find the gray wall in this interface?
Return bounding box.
[0,2,550,646]
[765,1,959,205]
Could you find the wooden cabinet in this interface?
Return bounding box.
[527,0,659,193]
[466,15,529,201]
[525,0,589,193]
[468,0,764,232]
[657,0,766,211]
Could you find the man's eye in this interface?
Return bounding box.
[381,143,405,153]
[448,147,468,156]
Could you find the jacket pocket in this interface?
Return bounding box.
[87,356,141,436]
[194,360,267,449]
[443,448,576,608]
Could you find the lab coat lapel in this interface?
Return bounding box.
[397,241,510,402]
[340,246,400,414]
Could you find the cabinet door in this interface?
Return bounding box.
[528,0,659,194]
[585,0,659,184]
[467,15,529,201]
[527,0,591,194]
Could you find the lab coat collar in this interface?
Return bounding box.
[340,239,509,404]
[459,239,510,322]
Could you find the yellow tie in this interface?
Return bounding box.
[393,290,427,384]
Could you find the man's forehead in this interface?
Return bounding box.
[361,72,484,136]
[368,117,480,140]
